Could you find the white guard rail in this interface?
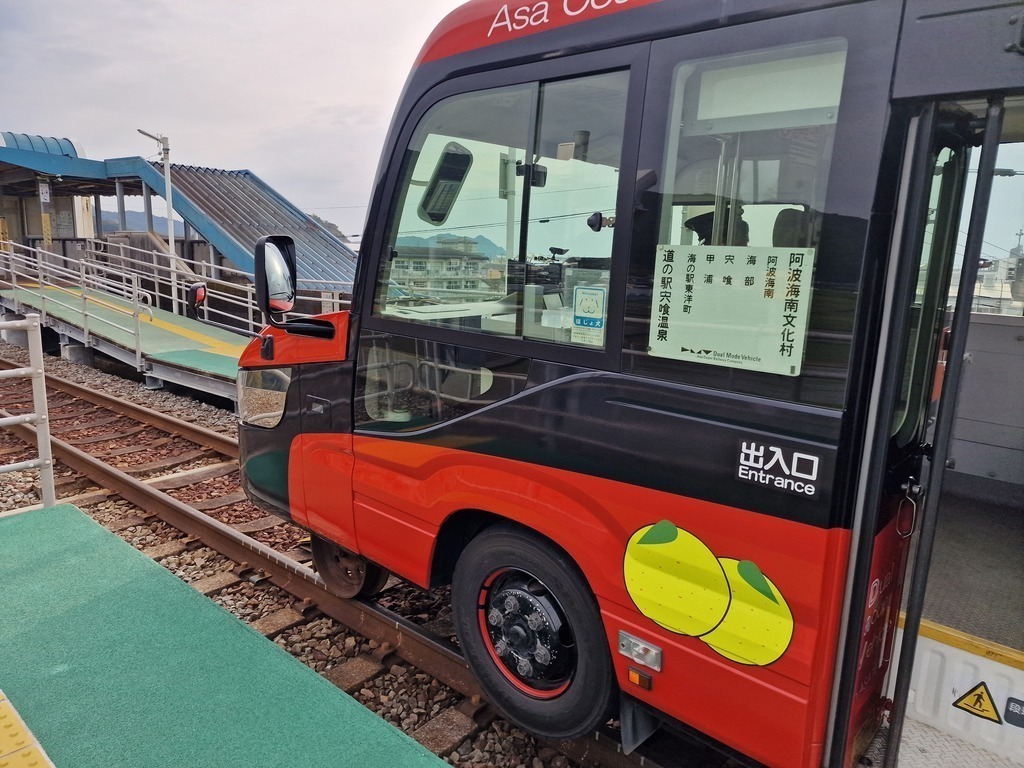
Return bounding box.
[0,237,352,371]
[84,239,352,336]
[1,239,352,342]
[1,242,154,370]
[0,314,57,508]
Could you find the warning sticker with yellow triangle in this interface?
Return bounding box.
[952,681,1003,724]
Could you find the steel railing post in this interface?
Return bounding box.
[132,273,144,370]
[26,314,56,507]
[79,260,90,341]
[0,314,56,508]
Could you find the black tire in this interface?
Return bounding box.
[451,524,615,739]
[311,535,390,598]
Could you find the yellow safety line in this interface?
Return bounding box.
[138,313,247,356]
[79,290,246,357]
[899,613,1024,671]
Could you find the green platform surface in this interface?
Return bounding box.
[0,505,444,768]
[1,286,246,380]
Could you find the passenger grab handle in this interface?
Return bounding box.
[897,478,921,539]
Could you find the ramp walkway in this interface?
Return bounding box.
[0,504,444,768]
[1,238,350,400]
[1,282,247,394]
[0,240,277,399]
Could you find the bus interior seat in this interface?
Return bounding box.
[773,207,813,248]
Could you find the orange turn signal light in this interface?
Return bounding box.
[627,667,652,690]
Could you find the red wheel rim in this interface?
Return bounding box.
[476,567,576,699]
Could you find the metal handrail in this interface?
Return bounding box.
[85,238,352,334]
[1,244,156,368]
[0,245,156,368]
[2,237,353,355]
[0,314,56,508]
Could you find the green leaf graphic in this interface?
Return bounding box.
[738,560,779,604]
[638,519,678,546]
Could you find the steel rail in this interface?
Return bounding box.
[0,357,239,459]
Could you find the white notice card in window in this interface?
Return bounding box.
[648,244,815,377]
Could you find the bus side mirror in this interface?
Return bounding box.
[418,142,473,225]
[255,235,297,324]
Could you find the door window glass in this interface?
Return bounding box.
[373,71,630,351]
[624,41,852,406]
[957,129,1024,317]
[892,145,966,447]
[355,333,530,431]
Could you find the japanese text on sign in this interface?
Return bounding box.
[648,244,816,376]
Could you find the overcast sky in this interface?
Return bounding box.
[3,2,1021,258]
[1,0,467,238]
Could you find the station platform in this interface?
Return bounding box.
[894,490,1024,766]
[0,285,248,400]
[0,504,443,768]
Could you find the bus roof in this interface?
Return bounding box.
[416,0,663,64]
[415,0,1022,100]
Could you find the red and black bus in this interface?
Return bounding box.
[192,2,1022,766]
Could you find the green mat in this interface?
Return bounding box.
[0,505,443,768]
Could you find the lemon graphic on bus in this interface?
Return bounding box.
[698,558,794,666]
[623,520,731,636]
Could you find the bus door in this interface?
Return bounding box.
[620,8,906,765]
[829,95,1014,767]
[351,46,645,588]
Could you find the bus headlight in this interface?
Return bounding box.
[237,367,293,428]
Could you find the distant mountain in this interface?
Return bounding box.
[396,233,506,258]
[101,210,184,237]
[308,213,350,243]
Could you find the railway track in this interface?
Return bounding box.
[0,355,728,768]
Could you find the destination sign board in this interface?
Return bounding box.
[648,244,816,377]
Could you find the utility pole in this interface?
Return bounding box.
[138,129,178,313]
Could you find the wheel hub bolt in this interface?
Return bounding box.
[488,608,504,626]
[517,658,533,677]
[526,611,545,630]
[534,644,551,666]
[504,595,518,612]
[494,640,509,657]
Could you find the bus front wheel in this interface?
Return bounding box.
[451,524,615,739]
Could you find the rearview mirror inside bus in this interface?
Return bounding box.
[418,142,473,225]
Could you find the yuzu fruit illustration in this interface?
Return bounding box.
[698,557,794,666]
[624,520,731,636]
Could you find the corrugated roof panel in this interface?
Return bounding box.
[166,165,357,288]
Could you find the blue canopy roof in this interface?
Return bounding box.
[1,132,355,288]
[1,132,80,158]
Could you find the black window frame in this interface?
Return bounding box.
[622,4,903,411]
[358,43,651,373]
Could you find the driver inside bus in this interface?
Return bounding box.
[684,203,749,246]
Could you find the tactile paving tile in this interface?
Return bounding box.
[0,692,55,768]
